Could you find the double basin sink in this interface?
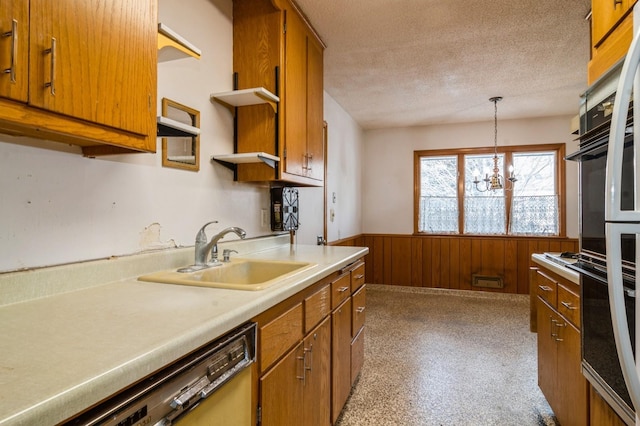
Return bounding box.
[139,259,317,291]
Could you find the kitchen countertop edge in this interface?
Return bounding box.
[0,238,368,426]
[531,253,580,284]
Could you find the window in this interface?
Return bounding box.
[414,144,565,236]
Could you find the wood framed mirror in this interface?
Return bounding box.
[161,98,200,171]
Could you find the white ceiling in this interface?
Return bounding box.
[294,0,592,130]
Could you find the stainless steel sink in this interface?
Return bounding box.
[138,259,317,291]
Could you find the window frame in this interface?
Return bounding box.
[413,143,566,237]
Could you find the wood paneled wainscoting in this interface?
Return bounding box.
[331,234,578,295]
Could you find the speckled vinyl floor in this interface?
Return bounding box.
[336,285,557,426]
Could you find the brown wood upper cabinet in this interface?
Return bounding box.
[588,0,638,84]
[233,0,325,186]
[592,0,634,47]
[0,0,157,156]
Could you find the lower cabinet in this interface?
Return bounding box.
[255,258,366,426]
[331,297,352,422]
[536,275,588,426]
[260,317,331,426]
[590,384,627,426]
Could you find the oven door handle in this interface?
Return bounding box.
[606,222,640,412]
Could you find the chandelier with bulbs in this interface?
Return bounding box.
[473,96,517,192]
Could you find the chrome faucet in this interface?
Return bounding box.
[178,222,247,273]
[207,227,247,263]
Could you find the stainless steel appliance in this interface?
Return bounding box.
[565,31,638,425]
[63,322,256,426]
[582,4,640,425]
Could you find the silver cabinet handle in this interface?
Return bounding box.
[304,344,313,373]
[614,0,623,7]
[561,301,577,310]
[354,274,364,280]
[550,318,558,338]
[2,19,17,82]
[538,285,552,292]
[296,353,306,384]
[356,306,365,313]
[338,286,349,293]
[44,37,56,95]
[553,321,566,342]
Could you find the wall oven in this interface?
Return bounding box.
[566,68,637,424]
[568,260,636,425]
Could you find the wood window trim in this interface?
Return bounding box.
[413,143,567,237]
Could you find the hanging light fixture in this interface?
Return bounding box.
[473,96,517,192]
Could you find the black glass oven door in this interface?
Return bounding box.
[581,270,635,423]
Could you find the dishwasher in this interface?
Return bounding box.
[63,322,256,426]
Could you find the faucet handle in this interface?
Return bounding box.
[196,221,218,243]
[223,249,238,262]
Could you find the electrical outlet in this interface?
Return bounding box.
[261,209,268,227]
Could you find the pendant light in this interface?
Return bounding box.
[473,96,517,192]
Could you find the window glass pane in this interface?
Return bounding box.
[464,154,506,234]
[419,156,458,233]
[510,152,558,235]
[511,152,555,196]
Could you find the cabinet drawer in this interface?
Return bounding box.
[260,303,303,372]
[557,284,580,329]
[331,273,351,309]
[351,327,365,386]
[536,270,558,308]
[350,262,365,292]
[352,284,366,336]
[305,284,331,333]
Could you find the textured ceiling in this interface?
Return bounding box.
[294,0,592,129]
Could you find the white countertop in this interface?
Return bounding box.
[0,235,368,425]
[531,253,580,284]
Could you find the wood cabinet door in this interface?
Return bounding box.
[556,321,588,426]
[283,5,307,178]
[332,297,352,423]
[303,317,331,426]
[536,297,557,406]
[351,327,365,386]
[0,0,28,102]
[260,342,305,426]
[28,0,156,136]
[305,33,324,181]
[592,0,631,47]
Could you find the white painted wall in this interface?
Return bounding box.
[0,0,579,272]
[0,0,362,272]
[362,115,580,238]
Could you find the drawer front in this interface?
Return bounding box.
[350,262,365,292]
[260,303,303,372]
[331,273,351,310]
[557,284,580,329]
[535,270,558,309]
[351,284,366,336]
[305,284,331,333]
